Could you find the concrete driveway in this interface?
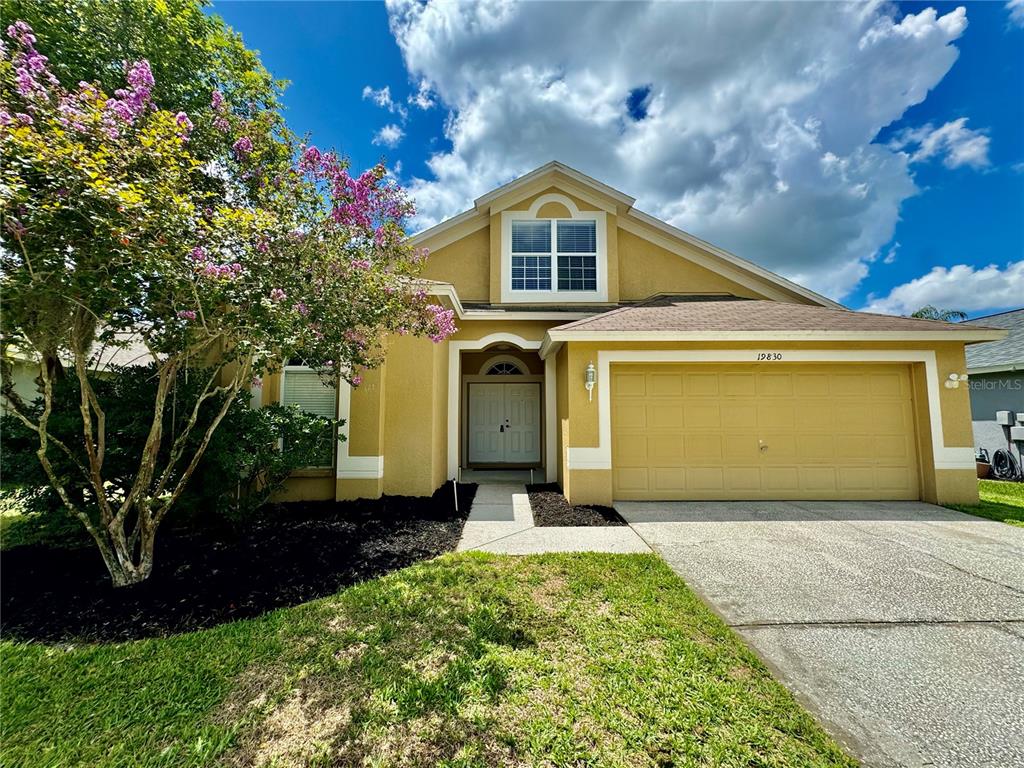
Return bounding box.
[618,500,1024,768]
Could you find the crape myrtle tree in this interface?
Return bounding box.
[0,22,457,586]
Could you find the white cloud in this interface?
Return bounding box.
[890,117,991,169]
[372,123,405,148]
[862,261,1024,315]
[408,79,435,110]
[362,84,408,120]
[384,1,973,300]
[883,242,900,265]
[1008,0,1024,28]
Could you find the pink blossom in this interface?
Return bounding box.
[298,145,322,173]
[211,89,225,110]
[293,301,309,316]
[0,111,11,126]
[175,111,193,137]
[269,288,287,302]
[125,59,154,89]
[351,374,363,387]
[351,258,371,270]
[190,246,207,261]
[13,112,31,125]
[251,376,263,388]
[6,21,37,47]
[424,304,457,343]
[213,116,230,133]
[232,136,253,160]
[177,310,197,320]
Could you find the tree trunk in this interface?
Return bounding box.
[87,519,156,587]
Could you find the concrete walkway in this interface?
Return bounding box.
[456,474,650,554]
[619,500,1024,768]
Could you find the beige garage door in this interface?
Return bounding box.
[611,363,920,500]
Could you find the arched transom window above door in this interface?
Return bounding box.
[478,355,526,375]
[500,193,608,304]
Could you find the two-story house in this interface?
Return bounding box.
[263,162,1004,506]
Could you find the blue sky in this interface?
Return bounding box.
[211,1,1023,317]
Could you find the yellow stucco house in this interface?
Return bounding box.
[265,161,1004,507]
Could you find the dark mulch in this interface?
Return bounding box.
[0,482,476,644]
[526,483,627,527]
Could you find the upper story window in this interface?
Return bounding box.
[510,220,598,292]
[502,193,607,303]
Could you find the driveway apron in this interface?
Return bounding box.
[620,500,1024,768]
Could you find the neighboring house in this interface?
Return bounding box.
[2,336,151,411]
[964,309,1024,466]
[262,161,1003,506]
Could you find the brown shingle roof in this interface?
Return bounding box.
[550,295,1002,336]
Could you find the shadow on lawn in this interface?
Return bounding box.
[0,482,476,644]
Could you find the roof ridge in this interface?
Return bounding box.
[965,307,1024,322]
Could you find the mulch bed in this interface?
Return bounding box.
[0,482,476,644]
[526,483,627,527]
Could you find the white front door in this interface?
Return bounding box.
[468,382,541,464]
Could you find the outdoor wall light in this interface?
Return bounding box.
[944,372,968,389]
[585,361,596,402]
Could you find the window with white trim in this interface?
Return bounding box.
[281,363,337,468]
[510,219,597,293]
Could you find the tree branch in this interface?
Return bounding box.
[155,355,253,526]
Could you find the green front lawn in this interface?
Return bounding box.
[947,479,1024,527]
[2,553,855,768]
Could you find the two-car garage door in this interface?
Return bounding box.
[611,364,920,500]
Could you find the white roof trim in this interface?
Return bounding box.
[424,281,597,322]
[423,282,465,318]
[545,328,1007,345]
[473,161,635,212]
[464,310,595,321]
[408,207,487,249]
[967,363,1023,375]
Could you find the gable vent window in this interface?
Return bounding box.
[486,361,523,375]
[281,365,337,468]
[510,219,597,293]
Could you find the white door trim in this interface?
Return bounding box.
[447,333,556,480]
[565,349,973,472]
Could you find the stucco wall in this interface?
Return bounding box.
[419,226,490,303]
[616,228,771,302]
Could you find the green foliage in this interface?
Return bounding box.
[0,554,855,767]
[910,305,968,322]
[0,18,454,584]
[0,0,282,156]
[0,364,340,529]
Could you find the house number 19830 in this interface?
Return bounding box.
[756,352,783,361]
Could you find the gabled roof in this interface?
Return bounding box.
[409,161,842,310]
[472,161,636,214]
[964,308,1024,373]
[540,295,1006,357]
